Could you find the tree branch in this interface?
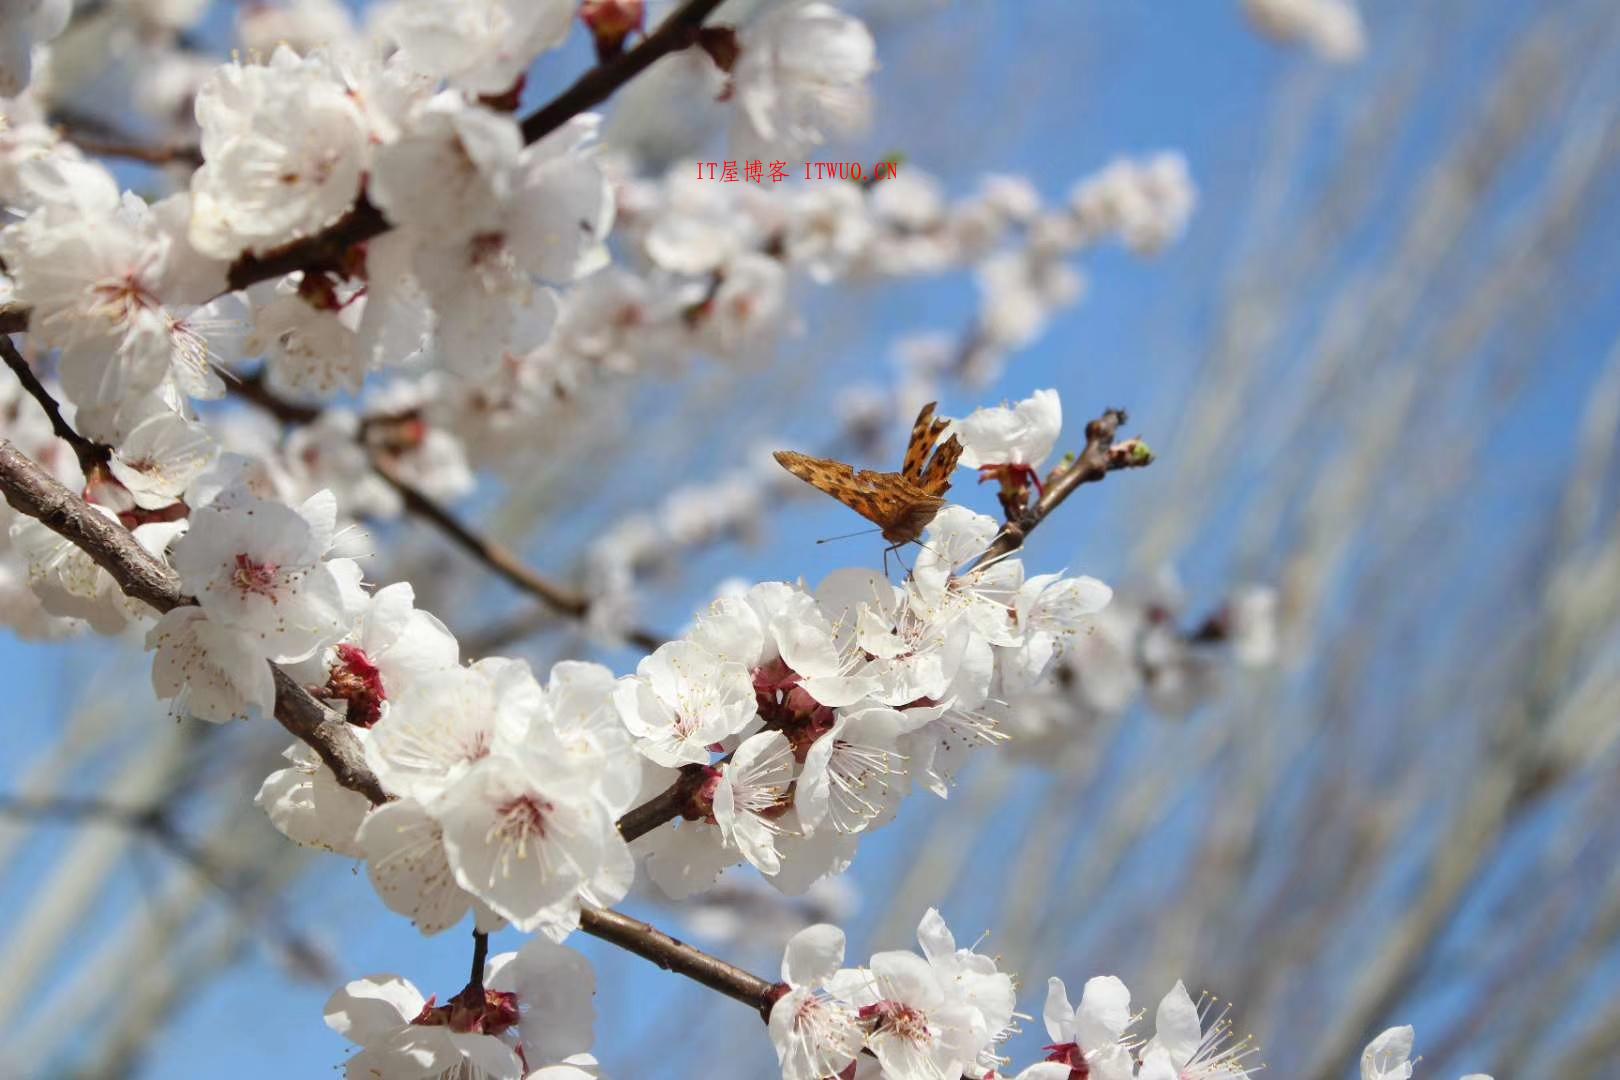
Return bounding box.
[618,767,704,843]
[0,440,387,804]
[467,929,490,997]
[51,115,203,168]
[0,446,787,1025]
[978,407,1154,565]
[518,0,729,144]
[1,334,110,474]
[576,906,779,1019]
[227,0,729,295]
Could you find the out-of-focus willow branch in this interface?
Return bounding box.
[229,371,667,651]
[0,793,335,982]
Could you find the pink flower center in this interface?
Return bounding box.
[412,988,521,1036]
[496,795,553,839]
[231,553,281,600]
[90,271,160,329]
[860,999,931,1047]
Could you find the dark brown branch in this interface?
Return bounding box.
[0,443,791,1020]
[0,440,387,804]
[576,906,780,1019]
[224,199,391,293]
[519,0,729,143]
[0,303,28,335]
[468,929,490,996]
[618,766,704,843]
[228,369,324,426]
[1,335,110,473]
[226,372,666,650]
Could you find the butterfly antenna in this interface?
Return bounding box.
[816,527,882,544]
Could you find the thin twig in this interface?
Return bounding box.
[370,455,666,653]
[226,370,666,651]
[518,0,729,143]
[228,369,322,426]
[52,121,203,168]
[1,335,110,473]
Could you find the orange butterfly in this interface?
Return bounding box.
[774,402,964,548]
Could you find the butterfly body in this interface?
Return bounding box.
[774,402,963,547]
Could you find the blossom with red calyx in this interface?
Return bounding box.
[579,0,644,61]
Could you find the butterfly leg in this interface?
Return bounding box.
[884,543,915,580]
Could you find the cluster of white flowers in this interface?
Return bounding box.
[999,566,1281,761]
[767,914,1492,1080]
[236,391,1101,930]
[326,934,601,1079]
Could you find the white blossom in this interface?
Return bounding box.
[383,0,575,95]
[1242,0,1366,62]
[729,1,877,158]
[769,924,863,1080]
[614,639,756,766]
[169,489,359,663]
[188,48,372,260]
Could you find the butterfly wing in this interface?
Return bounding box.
[901,401,951,483]
[775,451,892,531]
[774,450,943,543]
[918,433,964,496]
